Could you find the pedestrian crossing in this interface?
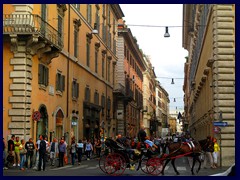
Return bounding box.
[50,164,99,171]
[49,164,186,171]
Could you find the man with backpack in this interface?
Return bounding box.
[38,135,46,171]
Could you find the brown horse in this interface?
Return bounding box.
[161,140,202,175]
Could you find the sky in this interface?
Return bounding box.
[119,4,188,115]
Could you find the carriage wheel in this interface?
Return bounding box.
[99,154,108,173]
[146,157,163,176]
[140,156,149,174]
[104,153,126,176]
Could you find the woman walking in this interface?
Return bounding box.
[19,139,27,171]
[213,138,220,168]
[85,140,93,160]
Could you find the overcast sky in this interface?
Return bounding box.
[120,4,188,115]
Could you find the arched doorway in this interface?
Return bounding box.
[56,109,64,141]
[36,105,48,139]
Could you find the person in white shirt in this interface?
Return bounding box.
[77,140,83,165]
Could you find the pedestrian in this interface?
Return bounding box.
[77,139,83,165]
[14,136,21,167]
[95,139,101,159]
[58,138,66,167]
[33,135,41,170]
[38,135,47,171]
[70,139,77,165]
[203,136,215,169]
[3,138,8,170]
[213,138,220,168]
[44,136,50,163]
[85,140,93,160]
[25,138,35,169]
[50,137,59,166]
[7,135,15,167]
[19,139,27,171]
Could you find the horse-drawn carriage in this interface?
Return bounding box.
[98,138,163,176]
[99,137,208,176]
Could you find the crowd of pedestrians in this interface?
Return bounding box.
[3,134,105,171]
[3,132,221,172]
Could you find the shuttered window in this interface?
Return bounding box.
[101,95,105,109]
[87,4,92,25]
[85,87,91,102]
[94,91,99,105]
[107,98,111,111]
[56,72,65,92]
[72,80,79,99]
[38,64,49,86]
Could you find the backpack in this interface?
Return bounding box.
[39,140,46,153]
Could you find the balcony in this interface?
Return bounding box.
[3,14,63,50]
[113,83,125,96]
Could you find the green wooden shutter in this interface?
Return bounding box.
[46,67,49,86]
[56,73,59,90]
[77,82,79,98]
[38,64,43,84]
[62,75,65,91]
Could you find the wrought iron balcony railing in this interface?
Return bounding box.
[3,14,63,49]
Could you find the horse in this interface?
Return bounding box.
[161,140,202,175]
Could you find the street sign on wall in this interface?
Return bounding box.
[213,121,228,127]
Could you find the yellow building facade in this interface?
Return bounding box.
[156,81,170,137]
[3,4,124,144]
[142,56,157,137]
[183,4,235,166]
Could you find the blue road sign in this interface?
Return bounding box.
[213,121,228,127]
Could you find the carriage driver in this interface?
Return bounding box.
[137,125,158,149]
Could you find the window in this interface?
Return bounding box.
[113,39,116,55]
[87,4,92,25]
[95,48,99,73]
[85,86,91,102]
[94,91,99,105]
[72,80,79,99]
[102,22,106,43]
[107,97,111,111]
[108,7,110,25]
[101,94,105,109]
[108,31,111,48]
[107,60,110,82]
[102,54,105,78]
[74,25,79,58]
[86,37,91,67]
[102,4,105,17]
[56,72,65,92]
[38,64,49,86]
[95,5,100,33]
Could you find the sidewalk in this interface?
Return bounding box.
[187,157,228,176]
[4,153,99,171]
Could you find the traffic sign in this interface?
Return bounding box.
[213,121,228,127]
[213,126,221,134]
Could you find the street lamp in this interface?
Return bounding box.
[164,26,170,37]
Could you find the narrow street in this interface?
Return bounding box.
[3,156,228,176]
